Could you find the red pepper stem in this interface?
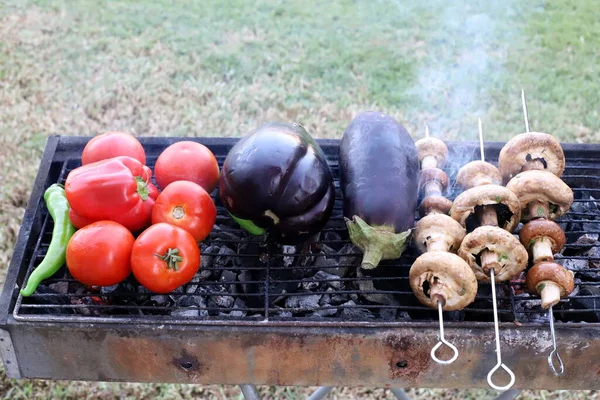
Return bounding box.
[135,177,150,201]
[154,248,183,271]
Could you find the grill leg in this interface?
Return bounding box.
[240,384,260,400]
[307,386,333,400]
[493,390,522,400]
[390,388,412,400]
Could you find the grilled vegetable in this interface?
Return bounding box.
[339,111,419,269]
[20,184,76,296]
[65,156,158,232]
[219,122,335,244]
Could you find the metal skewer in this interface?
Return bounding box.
[487,269,516,391]
[521,89,530,133]
[422,124,458,365]
[521,90,565,376]
[478,118,485,162]
[478,118,516,390]
[547,304,565,375]
[431,298,459,365]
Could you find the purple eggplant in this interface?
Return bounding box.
[219,122,335,245]
[339,111,419,269]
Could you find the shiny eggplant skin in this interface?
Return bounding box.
[219,122,335,244]
[339,111,419,268]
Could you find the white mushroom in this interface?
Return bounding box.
[415,137,448,169]
[498,132,565,183]
[450,185,521,232]
[505,170,574,221]
[409,252,478,311]
[458,225,528,282]
[526,261,575,309]
[414,214,466,253]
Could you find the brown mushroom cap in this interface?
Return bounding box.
[414,214,466,253]
[419,168,449,194]
[498,132,565,183]
[409,252,478,311]
[415,137,448,168]
[456,160,502,189]
[458,225,528,282]
[450,185,521,232]
[505,170,574,221]
[419,196,453,217]
[526,261,575,298]
[519,219,566,252]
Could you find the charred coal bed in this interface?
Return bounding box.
[15,148,600,327]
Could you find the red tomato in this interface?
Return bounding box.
[130,223,200,293]
[151,181,216,242]
[82,132,146,165]
[154,141,219,193]
[66,221,134,286]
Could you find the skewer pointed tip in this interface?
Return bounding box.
[521,89,530,133]
[478,118,485,162]
[425,125,430,138]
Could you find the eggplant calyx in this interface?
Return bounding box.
[345,216,411,270]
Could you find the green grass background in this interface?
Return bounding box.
[0,0,599,398]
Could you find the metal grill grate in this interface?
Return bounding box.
[11,137,600,326]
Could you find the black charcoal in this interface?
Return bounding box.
[301,280,320,291]
[380,308,397,321]
[584,247,600,269]
[514,298,547,324]
[230,298,247,317]
[282,245,296,268]
[220,270,237,282]
[186,283,199,294]
[558,258,588,272]
[331,293,350,305]
[178,295,206,308]
[211,228,241,242]
[319,292,332,306]
[285,294,321,310]
[323,231,342,243]
[313,270,343,290]
[171,308,200,318]
[48,281,69,294]
[215,246,238,268]
[150,295,170,305]
[311,308,338,317]
[211,295,235,308]
[137,285,152,294]
[340,300,374,319]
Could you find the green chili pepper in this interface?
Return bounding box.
[228,212,266,236]
[20,184,76,297]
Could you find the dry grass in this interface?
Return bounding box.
[0,0,599,399]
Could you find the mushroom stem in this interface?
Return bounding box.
[427,238,450,252]
[422,156,438,170]
[531,237,555,264]
[523,159,546,171]
[430,291,446,307]
[538,280,562,309]
[481,249,501,275]
[528,200,550,220]
[424,181,443,198]
[476,205,498,227]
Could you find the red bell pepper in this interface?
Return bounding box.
[65,156,159,232]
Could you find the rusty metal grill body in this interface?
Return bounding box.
[0,136,599,390]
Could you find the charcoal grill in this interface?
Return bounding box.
[1,135,599,392]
